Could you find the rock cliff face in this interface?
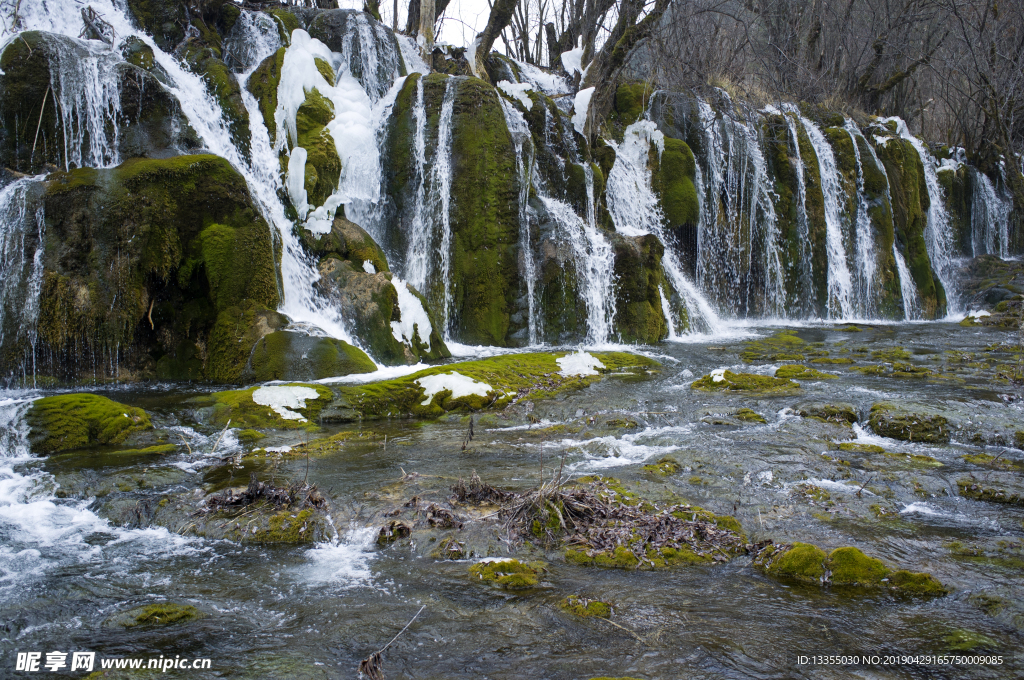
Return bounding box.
[0,1,1021,385]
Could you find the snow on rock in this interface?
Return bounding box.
[572,87,594,136]
[362,260,376,274]
[390,278,432,350]
[252,385,321,421]
[556,351,605,377]
[416,372,493,405]
[560,47,583,75]
[967,309,991,320]
[710,368,727,382]
[497,80,533,111]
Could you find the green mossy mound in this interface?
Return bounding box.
[868,403,950,443]
[250,508,324,543]
[735,408,767,424]
[838,442,886,454]
[117,603,201,628]
[198,383,334,429]
[642,457,681,476]
[943,630,999,652]
[755,542,946,594]
[327,352,658,420]
[468,559,539,590]
[109,443,177,457]
[653,137,700,258]
[741,330,806,362]
[293,88,341,209]
[248,330,375,382]
[776,364,837,380]
[247,47,287,143]
[301,216,390,273]
[691,370,800,394]
[559,595,611,618]
[958,480,1024,507]
[35,156,280,383]
[797,403,857,425]
[236,429,266,445]
[27,394,152,454]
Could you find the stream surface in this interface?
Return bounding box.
[2,321,1023,679]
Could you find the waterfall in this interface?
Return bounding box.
[783,114,816,317]
[0,177,45,382]
[401,77,457,337]
[607,120,723,334]
[971,167,1012,258]
[796,114,854,319]
[843,120,878,318]
[659,286,677,340]
[222,10,282,73]
[497,97,540,344]
[888,118,962,314]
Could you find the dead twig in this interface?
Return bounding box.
[358,604,426,679]
[209,419,231,456]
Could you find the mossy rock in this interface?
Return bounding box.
[653,137,699,260]
[962,453,1024,471]
[116,603,201,628]
[957,480,1024,507]
[868,403,949,443]
[199,383,335,429]
[326,352,658,420]
[249,508,324,543]
[642,456,681,476]
[109,443,177,456]
[559,595,611,618]
[36,156,279,383]
[943,630,998,652]
[797,403,857,425]
[124,0,189,51]
[235,429,266,445]
[301,216,389,272]
[755,542,946,594]
[610,233,671,343]
[293,88,341,209]
[809,357,854,365]
[740,330,806,362]
[468,559,539,590]
[775,364,837,380]
[691,370,800,394]
[838,442,886,454]
[735,408,767,424]
[248,330,375,382]
[27,394,152,454]
[247,47,287,143]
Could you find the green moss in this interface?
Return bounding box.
[809,357,854,365]
[872,347,912,361]
[797,403,857,425]
[868,403,949,443]
[247,47,286,143]
[27,394,152,454]
[610,234,671,342]
[301,217,390,273]
[642,456,681,476]
[775,364,837,380]
[735,408,767,423]
[962,453,1024,471]
[236,429,266,445]
[691,370,800,394]
[266,8,300,43]
[294,89,341,208]
[109,443,176,456]
[559,595,611,618]
[759,542,827,583]
[958,480,1024,507]
[252,508,320,543]
[888,570,947,596]
[609,82,652,132]
[566,545,641,569]
[655,138,700,243]
[201,383,334,429]
[249,331,375,382]
[468,559,539,589]
[120,603,200,628]
[829,547,889,585]
[329,351,658,420]
[838,442,886,454]
[741,330,806,362]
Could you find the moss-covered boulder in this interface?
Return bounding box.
[653,137,700,264]
[957,480,1024,507]
[0,31,199,174]
[776,364,837,380]
[247,47,286,143]
[468,559,539,590]
[27,156,280,383]
[610,233,671,342]
[324,351,658,420]
[302,216,390,273]
[125,0,190,51]
[559,595,611,618]
[248,330,375,381]
[27,394,152,454]
[691,370,800,394]
[868,403,950,443]
[797,403,857,425]
[292,88,341,211]
[755,542,946,594]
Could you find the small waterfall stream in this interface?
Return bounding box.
[844,119,878,317]
[783,114,816,317]
[972,166,1012,258]
[0,178,45,382]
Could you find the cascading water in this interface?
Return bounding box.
[607,120,723,335]
[887,117,962,314]
[843,119,878,317]
[782,113,817,317]
[971,166,1012,258]
[222,10,282,73]
[497,96,541,344]
[796,114,855,319]
[0,177,45,382]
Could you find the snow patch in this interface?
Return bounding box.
[416,372,493,405]
[557,351,605,376]
[362,260,376,274]
[252,385,321,421]
[390,278,432,350]
[572,87,594,136]
[710,367,727,382]
[497,80,533,110]
[560,47,583,75]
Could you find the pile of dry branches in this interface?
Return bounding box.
[206,472,326,512]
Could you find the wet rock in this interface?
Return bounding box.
[868,403,950,443]
[735,408,767,423]
[740,330,806,362]
[27,394,152,454]
[776,364,838,380]
[957,479,1024,507]
[247,329,376,381]
[111,603,201,628]
[468,558,540,590]
[642,457,681,476]
[195,383,335,429]
[797,403,857,425]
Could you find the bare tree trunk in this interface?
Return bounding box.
[472,0,518,81]
[419,0,436,63]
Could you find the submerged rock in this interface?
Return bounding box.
[797,403,858,425]
[776,364,838,380]
[112,603,201,628]
[468,558,540,590]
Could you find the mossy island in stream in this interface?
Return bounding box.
[27,394,153,454]
[691,369,799,394]
[754,542,946,595]
[468,559,540,590]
